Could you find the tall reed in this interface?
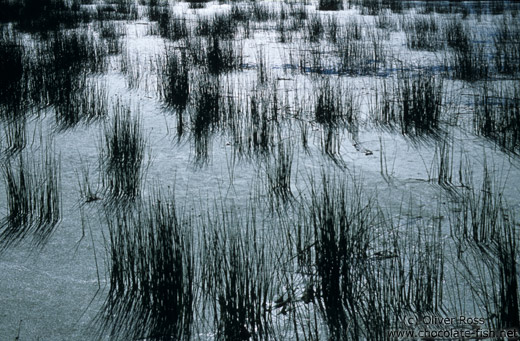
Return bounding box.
[157,50,190,111]
[99,193,194,340]
[0,31,25,118]
[306,173,375,338]
[494,16,520,75]
[405,15,442,51]
[200,204,275,341]
[0,145,61,252]
[318,0,343,11]
[101,102,146,199]
[265,141,293,204]
[474,83,520,154]
[374,74,443,137]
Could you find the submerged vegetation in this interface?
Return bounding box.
[1,0,520,340]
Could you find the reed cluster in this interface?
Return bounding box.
[0,146,61,253]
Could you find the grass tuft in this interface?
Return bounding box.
[405,15,442,51]
[474,83,520,155]
[99,193,194,340]
[494,17,520,75]
[374,74,443,137]
[101,101,146,199]
[0,145,61,253]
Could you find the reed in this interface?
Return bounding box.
[305,173,373,338]
[205,36,242,75]
[30,29,108,115]
[0,31,25,118]
[276,17,291,43]
[448,41,489,81]
[431,138,453,187]
[98,20,125,55]
[373,74,443,137]
[383,0,403,13]
[288,3,308,22]
[337,33,385,75]
[496,222,519,331]
[326,15,339,44]
[399,74,443,136]
[256,48,269,85]
[444,18,470,51]
[265,141,294,203]
[99,193,194,340]
[225,85,280,159]
[376,11,399,31]
[301,174,447,338]
[491,0,507,15]
[230,3,249,23]
[114,0,138,20]
[318,0,343,11]
[251,1,277,22]
[196,13,236,39]
[15,0,89,32]
[157,50,190,111]
[186,0,208,9]
[305,14,324,43]
[47,29,108,75]
[147,1,164,22]
[450,162,509,243]
[314,79,355,127]
[494,16,520,75]
[453,176,518,333]
[76,158,101,204]
[474,83,520,155]
[191,75,220,137]
[0,144,61,253]
[190,75,220,163]
[101,101,146,199]
[359,0,383,15]
[159,10,189,41]
[402,218,445,325]
[3,117,27,155]
[312,79,357,159]
[54,76,109,129]
[405,15,442,51]
[200,205,274,340]
[342,18,363,41]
